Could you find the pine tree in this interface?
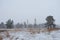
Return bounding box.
[45,16,56,29]
[6,19,14,29]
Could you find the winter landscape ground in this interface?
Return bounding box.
[0,28,60,40]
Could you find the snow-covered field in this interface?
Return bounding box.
[0,29,60,40]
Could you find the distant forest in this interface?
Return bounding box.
[0,16,57,29]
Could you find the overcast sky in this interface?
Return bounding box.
[0,0,60,24]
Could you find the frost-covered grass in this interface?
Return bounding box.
[0,29,60,40]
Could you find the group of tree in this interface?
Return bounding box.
[0,16,56,29]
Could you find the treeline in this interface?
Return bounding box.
[0,16,56,29]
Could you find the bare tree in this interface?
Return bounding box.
[34,18,37,28]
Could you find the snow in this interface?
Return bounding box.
[1,30,60,40]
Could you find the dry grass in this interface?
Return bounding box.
[0,28,60,34]
[26,28,60,34]
[0,35,3,40]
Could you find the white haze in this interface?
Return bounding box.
[0,0,60,24]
